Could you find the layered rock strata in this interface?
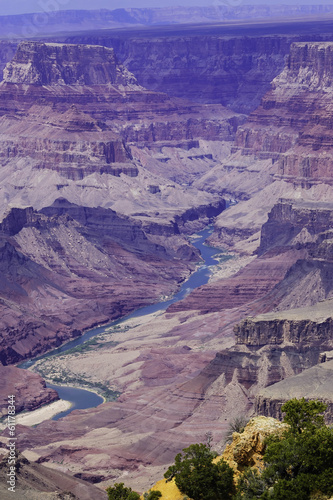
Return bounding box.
[0,41,240,221]
[168,199,333,435]
[255,359,333,423]
[235,42,333,187]
[13,199,333,490]
[259,199,333,255]
[65,18,333,114]
[199,42,333,253]
[3,29,333,495]
[0,201,198,365]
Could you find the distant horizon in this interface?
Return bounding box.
[1,0,333,17]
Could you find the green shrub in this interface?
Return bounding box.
[164,443,234,500]
[106,482,140,500]
[143,490,162,500]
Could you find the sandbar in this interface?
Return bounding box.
[15,399,72,427]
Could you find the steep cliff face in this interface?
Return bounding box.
[235,316,333,347]
[199,42,333,254]
[255,360,333,423]
[236,42,333,186]
[66,33,292,114]
[259,199,333,254]
[168,197,333,445]
[0,41,16,79]
[65,17,333,114]
[3,41,132,86]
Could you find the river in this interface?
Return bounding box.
[20,226,222,421]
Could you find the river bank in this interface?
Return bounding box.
[20,227,222,421]
[15,400,73,427]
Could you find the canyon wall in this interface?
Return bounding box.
[2,32,333,492]
[4,41,124,86]
[259,199,333,254]
[0,202,198,365]
[201,41,333,253]
[235,317,333,347]
[2,20,333,116]
[0,41,240,221]
[236,42,333,185]
[172,198,333,426]
[64,33,293,114]
[65,21,333,113]
[255,360,333,423]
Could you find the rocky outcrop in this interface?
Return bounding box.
[0,366,58,417]
[222,416,288,473]
[166,195,333,459]
[236,42,333,186]
[255,360,333,423]
[145,416,288,496]
[235,316,333,347]
[3,42,134,86]
[259,199,333,255]
[0,41,16,79]
[196,40,333,256]
[0,206,35,236]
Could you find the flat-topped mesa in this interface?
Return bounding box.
[3,41,136,86]
[273,42,333,91]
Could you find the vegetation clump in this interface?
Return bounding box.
[106,482,140,500]
[164,442,234,500]
[143,490,163,500]
[236,398,333,500]
[224,415,249,444]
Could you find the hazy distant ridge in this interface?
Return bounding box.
[2,4,333,39]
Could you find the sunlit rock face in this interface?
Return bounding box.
[3,42,125,86]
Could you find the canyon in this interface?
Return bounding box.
[0,13,333,498]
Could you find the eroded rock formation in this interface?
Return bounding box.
[199,42,333,254]
[0,201,199,365]
[0,41,241,221]
[255,361,333,423]
[0,366,58,418]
